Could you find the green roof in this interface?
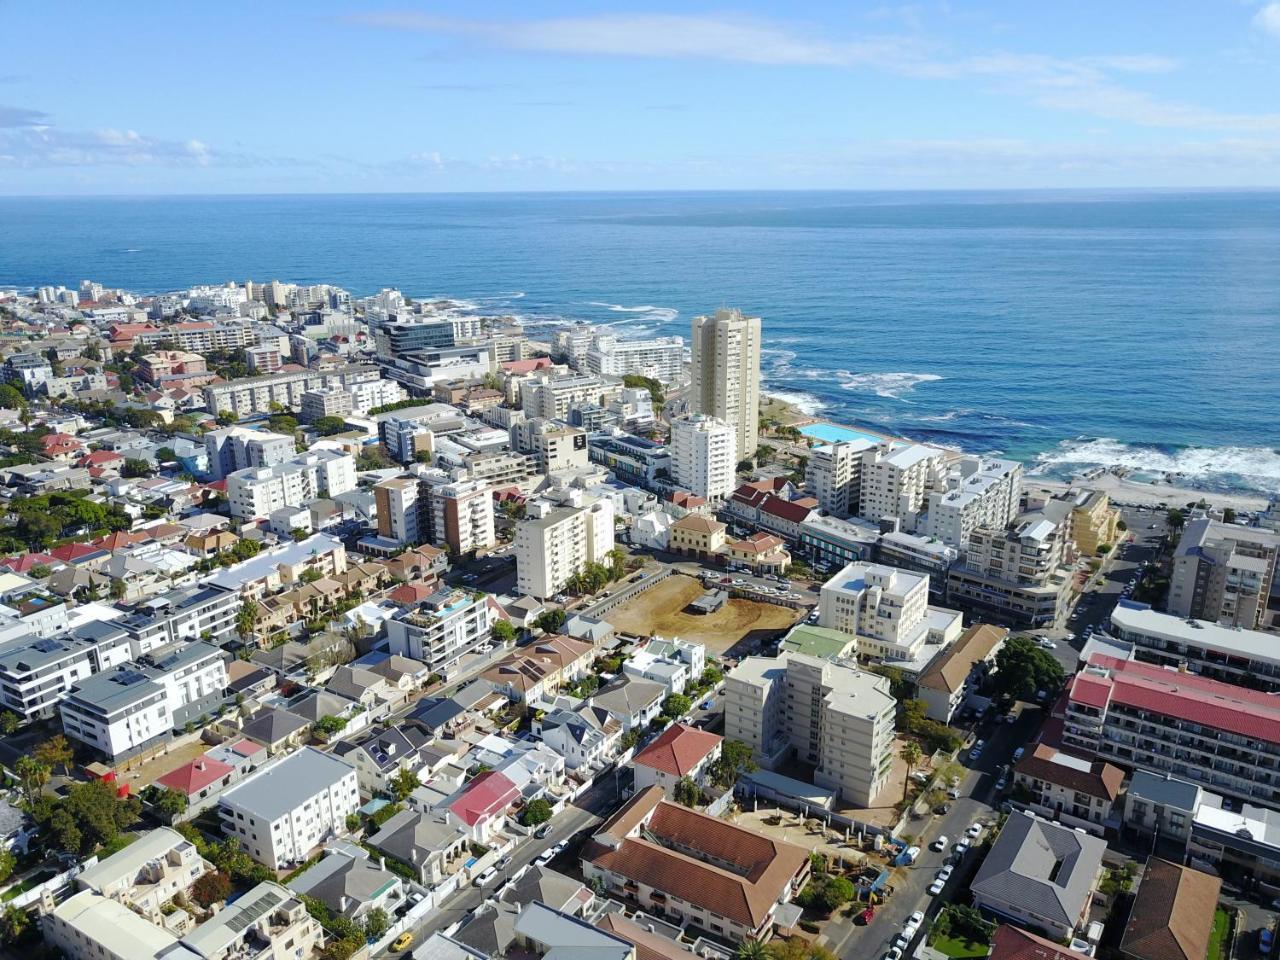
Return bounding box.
[779,624,855,660]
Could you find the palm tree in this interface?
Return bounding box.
[900,740,924,802]
[735,939,769,960]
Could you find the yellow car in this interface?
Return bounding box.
[392,932,414,952]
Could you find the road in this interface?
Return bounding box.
[824,704,1044,959]
[374,771,622,958]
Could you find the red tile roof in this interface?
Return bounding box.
[501,357,553,374]
[667,490,707,509]
[388,583,435,605]
[41,432,83,455]
[92,530,151,552]
[228,739,264,757]
[1073,654,1280,745]
[0,552,57,574]
[760,496,814,523]
[49,543,105,563]
[80,449,125,467]
[155,756,235,797]
[991,925,1091,960]
[633,723,722,777]
[450,770,519,826]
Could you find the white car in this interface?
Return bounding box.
[966,823,983,839]
[907,911,925,927]
[930,835,949,852]
[928,878,945,896]
[936,865,954,882]
[1037,638,1057,650]
[473,866,500,888]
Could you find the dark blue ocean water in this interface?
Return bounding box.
[1,190,1278,494]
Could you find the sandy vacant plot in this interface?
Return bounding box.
[115,736,214,788]
[607,574,800,655]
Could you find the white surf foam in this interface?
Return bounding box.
[836,371,944,400]
[1031,438,1280,493]
[765,389,826,416]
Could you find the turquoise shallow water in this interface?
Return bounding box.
[1,189,1278,494]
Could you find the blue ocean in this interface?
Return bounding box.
[1,190,1278,494]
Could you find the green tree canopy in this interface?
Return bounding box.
[992,635,1066,702]
[521,797,554,826]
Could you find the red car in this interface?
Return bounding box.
[857,907,875,925]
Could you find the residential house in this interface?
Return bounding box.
[1119,858,1221,960]
[481,635,595,703]
[632,723,723,797]
[916,623,1009,723]
[288,846,408,924]
[238,706,310,755]
[990,925,1093,960]
[591,677,665,732]
[533,702,622,772]
[444,769,521,843]
[367,808,469,886]
[332,724,433,798]
[1012,744,1124,835]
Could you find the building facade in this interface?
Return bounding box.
[690,307,761,466]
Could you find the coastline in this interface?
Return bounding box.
[760,390,1272,512]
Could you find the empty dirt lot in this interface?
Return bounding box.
[607,574,801,655]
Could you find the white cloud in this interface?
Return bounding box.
[1254,3,1280,39]
[349,11,1279,133]
[0,124,278,168]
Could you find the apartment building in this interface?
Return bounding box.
[725,652,896,805]
[348,376,405,414]
[1065,653,1280,807]
[225,449,356,519]
[374,476,421,546]
[1068,488,1122,557]
[589,433,673,488]
[516,492,615,599]
[920,456,1023,547]
[219,747,359,869]
[818,561,963,671]
[60,643,228,761]
[690,307,761,466]
[947,504,1075,627]
[857,442,946,525]
[385,588,496,679]
[805,438,876,519]
[1011,744,1124,836]
[377,403,466,463]
[915,623,1008,724]
[553,325,597,369]
[521,373,619,420]
[117,585,241,649]
[202,364,380,417]
[585,334,684,383]
[204,534,348,601]
[244,342,283,373]
[1109,600,1280,691]
[379,344,496,394]
[371,317,456,358]
[0,621,134,721]
[581,785,809,942]
[137,350,214,390]
[1169,518,1279,629]
[419,471,497,555]
[511,418,590,473]
[202,425,296,480]
[75,826,211,926]
[670,414,736,502]
[299,386,353,422]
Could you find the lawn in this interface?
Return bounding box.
[1206,906,1232,960]
[1,868,55,902]
[929,934,991,959]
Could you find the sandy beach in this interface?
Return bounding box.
[1024,473,1270,513]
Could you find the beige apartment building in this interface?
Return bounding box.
[690,307,761,466]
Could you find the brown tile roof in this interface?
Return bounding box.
[917,623,1008,694]
[1120,859,1222,960]
[670,514,725,535]
[584,786,809,929]
[633,723,722,777]
[1014,743,1125,802]
[991,925,1092,960]
[482,635,593,693]
[596,913,697,960]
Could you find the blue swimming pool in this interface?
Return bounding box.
[799,422,886,445]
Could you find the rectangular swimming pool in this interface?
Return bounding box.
[799,422,887,445]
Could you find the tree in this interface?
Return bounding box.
[122,457,151,477]
[300,568,324,584]
[191,870,232,908]
[820,875,855,912]
[389,766,421,802]
[313,714,349,741]
[0,711,20,735]
[291,528,310,542]
[14,756,49,806]
[0,904,30,945]
[414,450,433,464]
[363,907,390,941]
[736,940,770,960]
[533,608,566,634]
[992,635,1066,702]
[1222,507,1237,524]
[236,599,260,645]
[156,446,177,462]
[1116,519,1128,532]
[620,728,641,751]
[899,741,923,802]
[28,564,51,580]
[110,577,127,600]
[1167,507,1186,532]
[0,384,26,410]
[216,409,238,425]
[711,739,757,788]
[492,619,517,645]
[662,694,692,719]
[674,776,700,808]
[521,797,553,826]
[35,734,74,775]
[0,847,14,885]
[622,374,665,407]
[149,787,188,818]
[312,416,348,436]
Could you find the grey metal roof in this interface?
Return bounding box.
[220,747,355,822]
[240,707,310,745]
[591,676,664,714]
[1128,770,1203,811]
[288,849,401,917]
[970,812,1106,929]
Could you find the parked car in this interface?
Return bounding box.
[936,865,954,882]
[995,774,1008,792]
[933,802,951,815]
[908,911,925,927]
[535,823,553,839]
[1013,747,1025,762]
[930,835,949,851]
[1037,638,1057,650]
[392,932,414,952]
[966,823,983,839]
[952,839,971,856]
[473,866,499,888]
[928,878,945,895]
[856,906,875,925]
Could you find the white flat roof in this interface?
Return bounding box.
[53,890,178,957]
[1111,602,1280,665]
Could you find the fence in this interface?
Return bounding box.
[581,567,673,618]
[7,856,97,912]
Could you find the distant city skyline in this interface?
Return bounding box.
[2,1,1280,195]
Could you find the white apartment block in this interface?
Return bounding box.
[299,386,353,422]
[60,643,228,762]
[516,492,615,599]
[219,747,360,869]
[202,364,381,418]
[1169,517,1279,629]
[670,414,737,501]
[585,334,684,383]
[349,377,405,414]
[0,621,135,721]
[920,456,1023,547]
[226,449,357,519]
[420,472,497,555]
[725,652,895,806]
[858,442,946,526]
[818,561,963,670]
[805,439,876,519]
[690,307,761,465]
[521,373,618,420]
[511,418,590,473]
[385,588,496,679]
[554,326,597,369]
[202,426,297,481]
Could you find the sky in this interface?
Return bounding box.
[2,1,1280,194]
